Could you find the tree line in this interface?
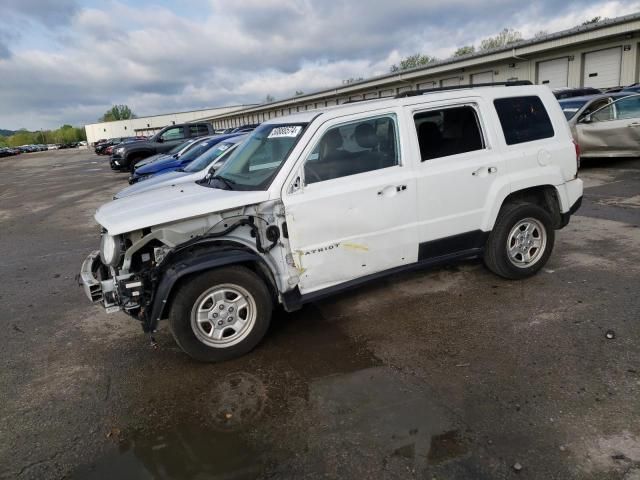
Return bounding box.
[390,16,607,72]
[0,125,86,148]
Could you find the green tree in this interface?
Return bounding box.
[582,16,605,25]
[390,53,437,72]
[453,45,475,57]
[479,28,523,51]
[100,104,136,122]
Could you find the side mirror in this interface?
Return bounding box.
[579,114,592,124]
[157,137,164,143]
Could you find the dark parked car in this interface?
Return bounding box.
[553,87,602,99]
[110,123,215,172]
[0,147,14,157]
[95,137,135,155]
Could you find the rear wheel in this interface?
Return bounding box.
[168,266,272,362]
[484,202,555,279]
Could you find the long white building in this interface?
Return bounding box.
[201,13,640,129]
[84,105,252,144]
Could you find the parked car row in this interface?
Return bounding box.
[95,136,147,155]
[0,147,22,157]
[0,144,60,155]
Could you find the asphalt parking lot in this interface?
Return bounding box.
[1,149,639,480]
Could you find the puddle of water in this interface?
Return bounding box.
[73,425,263,480]
[70,306,462,478]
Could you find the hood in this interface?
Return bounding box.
[96,182,271,235]
[135,153,168,169]
[136,155,182,175]
[115,170,195,199]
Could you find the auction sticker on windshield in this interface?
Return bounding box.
[268,126,302,138]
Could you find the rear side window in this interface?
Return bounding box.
[414,106,484,161]
[190,124,210,137]
[494,96,554,145]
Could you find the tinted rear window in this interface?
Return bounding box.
[494,96,554,145]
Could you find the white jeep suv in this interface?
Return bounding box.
[80,82,583,362]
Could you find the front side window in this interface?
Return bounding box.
[160,126,185,141]
[303,115,399,185]
[211,123,307,190]
[593,95,640,122]
[414,106,484,161]
[494,96,554,145]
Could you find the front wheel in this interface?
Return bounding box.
[484,202,555,280]
[168,266,273,362]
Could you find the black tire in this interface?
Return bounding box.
[128,156,143,173]
[484,202,555,280]
[168,266,272,362]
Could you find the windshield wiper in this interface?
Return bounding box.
[210,175,236,190]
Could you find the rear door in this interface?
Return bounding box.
[577,94,640,156]
[406,99,504,258]
[282,111,418,294]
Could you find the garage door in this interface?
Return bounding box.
[583,47,622,88]
[417,81,437,90]
[537,58,569,88]
[471,71,494,84]
[441,77,461,87]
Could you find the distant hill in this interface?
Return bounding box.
[0,129,17,137]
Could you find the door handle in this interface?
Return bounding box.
[472,166,498,177]
[377,185,406,196]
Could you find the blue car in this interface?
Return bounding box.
[128,133,243,184]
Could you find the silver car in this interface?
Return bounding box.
[560,93,640,158]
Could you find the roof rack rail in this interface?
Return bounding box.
[395,80,533,98]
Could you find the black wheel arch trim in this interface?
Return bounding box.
[143,244,276,332]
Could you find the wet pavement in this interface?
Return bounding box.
[0,151,639,479]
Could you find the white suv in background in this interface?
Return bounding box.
[80,82,583,362]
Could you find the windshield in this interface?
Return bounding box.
[176,138,218,165]
[184,141,239,172]
[559,99,588,120]
[168,140,192,155]
[211,123,307,190]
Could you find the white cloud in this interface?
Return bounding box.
[0,0,638,129]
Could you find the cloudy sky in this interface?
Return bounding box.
[1,0,639,130]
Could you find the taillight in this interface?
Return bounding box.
[573,140,581,176]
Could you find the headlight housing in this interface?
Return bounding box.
[100,234,123,267]
[115,147,124,154]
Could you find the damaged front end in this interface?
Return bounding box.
[80,201,294,335]
[80,239,158,329]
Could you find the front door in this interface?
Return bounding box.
[282,112,418,294]
[577,94,640,156]
[157,126,186,153]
